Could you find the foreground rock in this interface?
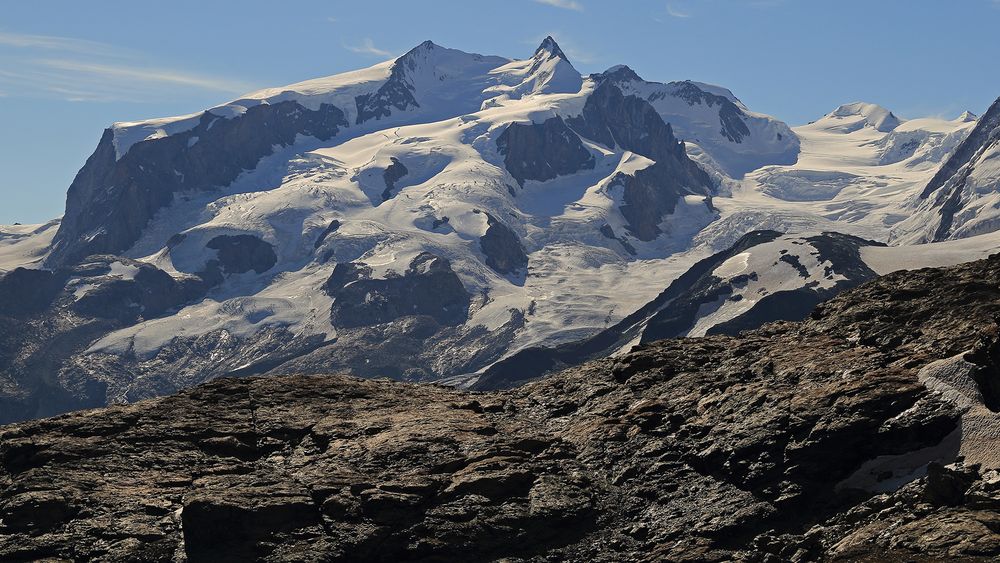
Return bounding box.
[2,256,1000,561]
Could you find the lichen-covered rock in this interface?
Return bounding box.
[2,254,1000,561]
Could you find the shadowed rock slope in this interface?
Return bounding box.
[3,256,1000,561]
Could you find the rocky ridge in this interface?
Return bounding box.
[1,253,999,561]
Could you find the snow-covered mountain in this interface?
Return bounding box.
[594,65,800,178]
[2,36,1000,421]
[893,98,1000,242]
[719,101,982,246]
[3,38,739,418]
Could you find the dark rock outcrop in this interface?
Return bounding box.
[476,231,883,389]
[354,41,435,124]
[599,224,636,255]
[48,101,347,267]
[205,235,277,275]
[325,252,470,328]
[920,96,1000,241]
[479,212,528,275]
[0,256,209,424]
[567,82,713,241]
[568,81,701,170]
[313,219,342,249]
[612,160,702,241]
[3,253,1000,561]
[496,117,595,186]
[667,81,751,143]
[381,157,409,201]
[0,268,67,316]
[72,258,208,322]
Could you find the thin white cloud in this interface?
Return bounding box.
[666,3,691,18]
[0,31,256,102]
[35,59,255,93]
[326,16,338,23]
[0,31,125,57]
[533,0,583,11]
[344,38,392,57]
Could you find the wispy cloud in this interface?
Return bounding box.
[533,0,583,11]
[37,59,254,93]
[326,16,338,23]
[666,3,691,18]
[0,30,255,102]
[0,31,125,57]
[343,38,392,57]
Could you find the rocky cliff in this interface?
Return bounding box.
[1,252,999,561]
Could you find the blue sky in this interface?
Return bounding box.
[2,0,999,224]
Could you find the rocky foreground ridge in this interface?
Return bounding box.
[2,255,1000,561]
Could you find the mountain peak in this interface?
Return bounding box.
[595,64,643,83]
[826,102,902,132]
[958,110,979,123]
[534,36,568,62]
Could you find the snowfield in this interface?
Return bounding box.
[4,37,999,385]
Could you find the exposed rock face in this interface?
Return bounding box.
[313,219,341,249]
[354,43,427,124]
[568,81,704,170]
[72,259,207,322]
[0,256,209,424]
[476,231,882,389]
[668,81,752,143]
[381,157,409,201]
[919,96,1000,241]
[2,255,1000,561]
[326,252,470,328]
[47,101,347,267]
[567,82,713,241]
[590,66,800,178]
[205,235,277,275]
[479,212,528,275]
[612,161,696,241]
[496,117,595,186]
[599,224,636,256]
[0,268,66,316]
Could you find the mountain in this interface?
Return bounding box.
[1,253,999,561]
[818,102,903,133]
[2,36,1000,424]
[472,230,885,389]
[1,37,735,422]
[894,97,1000,242]
[472,225,1000,389]
[734,102,979,245]
[594,65,800,177]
